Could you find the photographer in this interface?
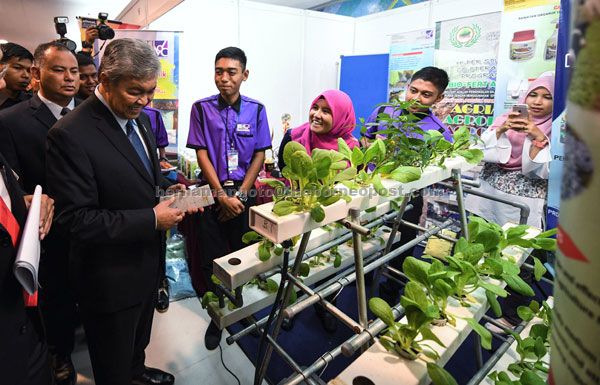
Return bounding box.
[80,14,115,56]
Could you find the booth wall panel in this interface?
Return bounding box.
[150,0,239,154]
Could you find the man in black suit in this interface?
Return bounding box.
[0,43,33,110]
[0,45,55,385]
[0,41,82,385]
[46,38,188,385]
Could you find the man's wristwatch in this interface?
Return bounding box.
[235,190,248,203]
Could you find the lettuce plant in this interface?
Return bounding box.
[488,300,552,385]
[368,295,458,385]
[242,230,285,261]
[265,141,355,222]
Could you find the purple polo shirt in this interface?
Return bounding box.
[143,106,169,148]
[364,105,453,142]
[186,94,271,182]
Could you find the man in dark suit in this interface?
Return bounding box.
[46,38,188,385]
[1,47,55,385]
[0,41,81,385]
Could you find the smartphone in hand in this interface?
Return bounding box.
[512,104,529,120]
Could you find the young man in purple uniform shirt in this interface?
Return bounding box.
[186,47,271,349]
[362,67,452,306]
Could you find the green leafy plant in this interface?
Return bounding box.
[266,142,354,222]
[368,296,458,385]
[360,99,483,171]
[242,230,284,261]
[488,300,552,385]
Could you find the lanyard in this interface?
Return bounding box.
[220,107,241,150]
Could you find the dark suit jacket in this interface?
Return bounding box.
[0,94,81,194]
[0,152,44,385]
[46,95,172,313]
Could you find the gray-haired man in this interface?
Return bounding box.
[46,38,190,385]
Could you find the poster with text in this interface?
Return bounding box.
[98,30,180,150]
[434,12,501,136]
[387,29,435,103]
[493,1,561,118]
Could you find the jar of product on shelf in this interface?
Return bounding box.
[510,30,536,61]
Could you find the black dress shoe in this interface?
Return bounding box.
[204,321,222,350]
[156,278,170,313]
[51,353,77,385]
[132,366,175,385]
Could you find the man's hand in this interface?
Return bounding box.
[85,26,99,45]
[24,194,54,240]
[160,160,173,169]
[154,197,184,230]
[165,184,202,214]
[167,183,186,192]
[216,195,245,222]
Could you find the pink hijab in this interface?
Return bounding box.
[291,90,359,154]
[489,76,555,170]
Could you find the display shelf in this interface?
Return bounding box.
[213,201,393,291]
[329,224,541,385]
[477,297,553,385]
[207,228,391,329]
[250,156,476,244]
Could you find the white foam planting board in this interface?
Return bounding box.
[250,156,475,244]
[207,229,391,329]
[329,224,541,385]
[214,201,394,291]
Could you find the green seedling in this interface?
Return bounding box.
[369,295,458,385]
[242,230,284,261]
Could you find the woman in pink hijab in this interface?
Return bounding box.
[277,90,359,168]
[276,90,358,333]
[466,75,555,228]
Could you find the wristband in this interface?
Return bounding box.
[531,138,548,148]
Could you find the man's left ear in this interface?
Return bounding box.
[435,93,445,104]
[243,69,249,81]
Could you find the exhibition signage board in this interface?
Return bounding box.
[434,12,502,137]
[387,29,435,103]
[96,30,181,150]
[546,0,570,231]
[493,0,560,118]
[551,5,600,384]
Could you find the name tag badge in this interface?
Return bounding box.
[227,149,239,172]
[236,123,251,133]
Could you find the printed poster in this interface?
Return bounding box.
[434,12,502,136]
[387,29,435,102]
[96,30,181,150]
[493,1,561,118]
[546,0,570,231]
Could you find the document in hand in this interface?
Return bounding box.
[13,185,42,295]
[160,184,215,211]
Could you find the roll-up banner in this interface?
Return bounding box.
[434,12,502,136]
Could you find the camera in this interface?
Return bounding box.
[53,16,77,52]
[96,12,115,40]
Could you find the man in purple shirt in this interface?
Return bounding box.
[186,47,271,349]
[362,67,452,307]
[363,66,452,142]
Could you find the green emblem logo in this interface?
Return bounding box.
[450,24,481,48]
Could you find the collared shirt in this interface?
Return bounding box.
[94,87,150,159]
[37,91,75,120]
[187,94,271,182]
[143,106,169,148]
[365,106,453,142]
